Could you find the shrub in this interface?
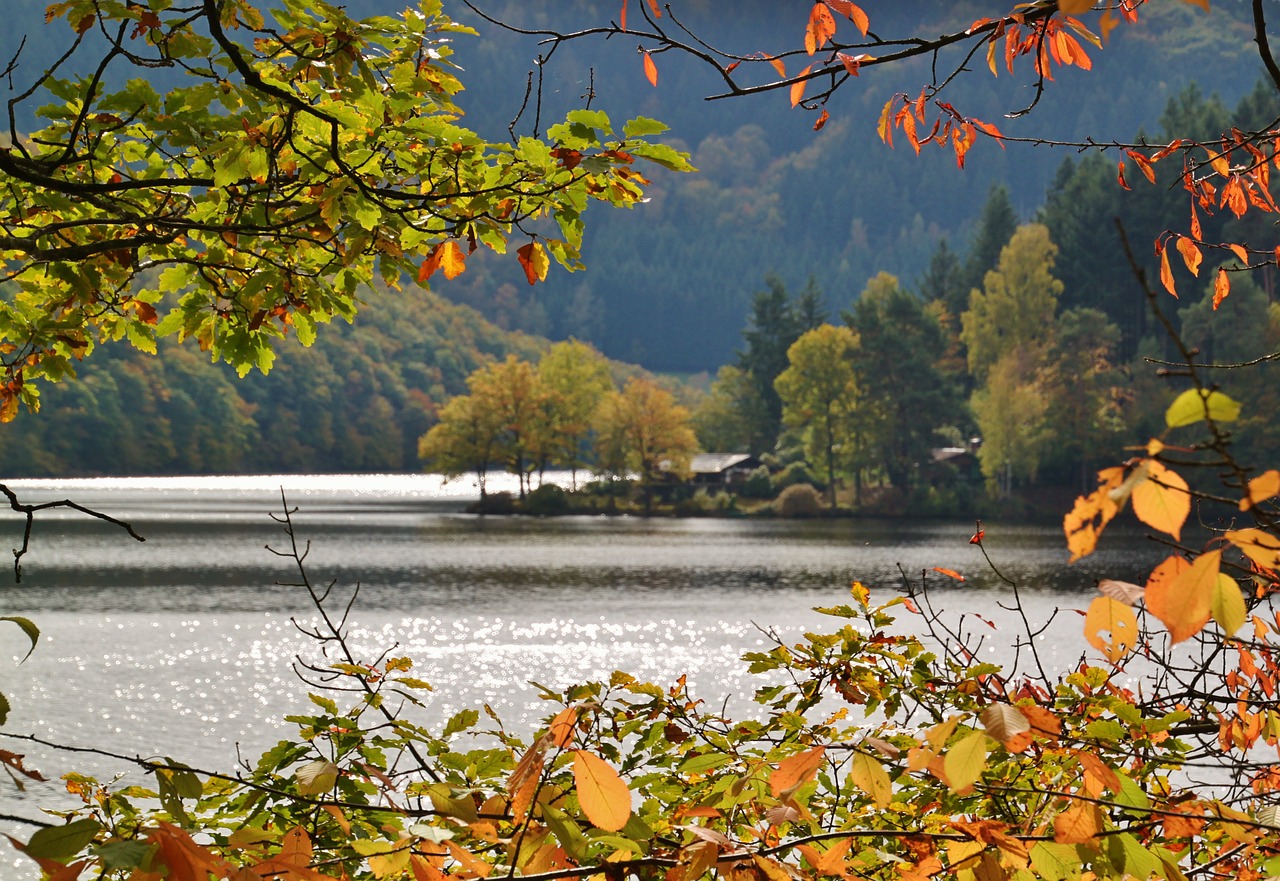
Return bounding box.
[739,465,774,499]
[775,482,823,517]
[773,460,821,492]
[523,483,571,516]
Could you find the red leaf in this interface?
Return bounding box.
[644,0,661,17]
[932,567,965,582]
[969,530,985,545]
[619,0,627,31]
[1117,160,1130,191]
[813,109,830,131]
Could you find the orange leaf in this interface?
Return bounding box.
[813,109,830,131]
[548,706,578,748]
[1229,243,1249,265]
[1240,471,1280,511]
[805,3,836,56]
[619,0,627,32]
[645,0,660,16]
[826,0,868,35]
[767,55,786,78]
[1190,203,1203,239]
[1159,244,1177,296]
[1213,267,1230,309]
[790,65,812,107]
[932,567,965,581]
[517,241,550,286]
[1150,550,1221,644]
[1224,528,1280,570]
[1084,595,1138,663]
[572,750,631,832]
[1175,236,1202,276]
[1131,461,1190,540]
[769,745,826,797]
[642,50,658,86]
[439,240,466,280]
[1054,804,1101,845]
[417,244,444,284]
[837,52,867,76]
[1117,160,1130,191]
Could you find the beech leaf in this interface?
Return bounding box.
[942,730,987,793]
[769,745,826,797]
[848,751,892,808]
[978,704,1031,744]
[1239,470,1280,511]
[1130,461,1190,541]
[1165,388,1241,428]
[1097,579,1145,606]
[572,750,631,832]
[1084,596,1138,663]
[1211,574,1247,636]
[1150,550,1221,643]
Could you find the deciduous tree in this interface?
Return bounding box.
[536,340,614,489]
[774,324,858,510]
[593,376,697,514]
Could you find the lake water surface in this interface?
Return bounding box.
[0,473,1169,872]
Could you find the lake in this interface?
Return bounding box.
[0,473,1168,873]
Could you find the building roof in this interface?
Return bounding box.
[689,453,759,475]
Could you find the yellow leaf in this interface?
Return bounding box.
[1151,550,1221,643]
[849,751,892,808]
[439,240,466,280]
[1240,470,1280,511]
[1131,461,1190,541]
[1225,527,1280,569]
[1211,574,1246,635]
[1165,388,1241,428]
[769,745,826,797]
[942,730,987,793]
[1084,596,1138,663]
[1057,0,1094,12]
[572,750,631,832]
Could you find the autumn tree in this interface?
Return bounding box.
[536,340,615,489]
[467,355,548,499]
[417,391,502,498]
[0,0,690,420]
[774,324,859,510]
[593,376,698,514]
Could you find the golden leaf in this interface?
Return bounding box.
[1150,550,1221,643]
[1084,596,1138,663]
[1131,460,1190,541]
[1239,470,1280,511]
[572,750,631,832]
[769,745,826,797]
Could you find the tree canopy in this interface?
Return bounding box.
[0,0,690,418]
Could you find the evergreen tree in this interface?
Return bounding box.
[736,274,808,454]
[958,184,1019,300]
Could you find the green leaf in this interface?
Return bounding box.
[2,616,39,662]
[442,709,478,738]
[0,690,9,727]
[680,753,733,775]
[541,804,590,863]
[1165,388,1241,428]
[24,819,101,862]
[942,729,987,792]
[623,117,669,138]
[93,839,153,871]
[1029,842,1081,881]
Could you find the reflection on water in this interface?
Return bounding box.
[0,474,1169,876]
